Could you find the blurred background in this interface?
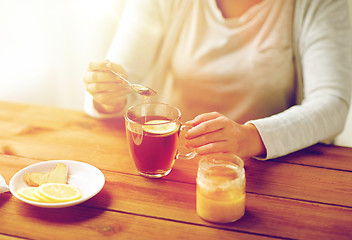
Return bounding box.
[0,0,125,110]
[0,0,351,147]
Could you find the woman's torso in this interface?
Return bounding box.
[169,0,295,122]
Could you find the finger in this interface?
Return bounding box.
[186,118,224,139]
[88,60,111,71]
[186,112,223,126]
[86,82,130,94]
[194,141,230,155]
[106,61,128,78]
[186,129,226,148]
[88,60,128,78]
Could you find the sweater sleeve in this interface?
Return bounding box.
[247,0,352,159]
[84,0,168,118]
[105,0,165,81]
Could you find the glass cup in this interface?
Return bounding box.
[125,102,196,178]
[196,153,246,223]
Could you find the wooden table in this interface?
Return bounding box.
[0,101,351,240]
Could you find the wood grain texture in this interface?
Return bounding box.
[1,194,277,240]
[1,155,351,240]
[1,101,352,170]
[0,101,352,240]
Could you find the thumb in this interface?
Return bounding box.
[88,60,110,71]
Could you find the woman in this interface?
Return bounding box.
[84,0,352,159]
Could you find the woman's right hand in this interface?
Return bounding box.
[83,60,130,114]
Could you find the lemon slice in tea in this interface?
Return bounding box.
[37,183,81,203]
[143,120,179,135]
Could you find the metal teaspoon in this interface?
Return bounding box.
[110,70,157,97]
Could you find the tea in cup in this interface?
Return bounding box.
[125,102,195,178]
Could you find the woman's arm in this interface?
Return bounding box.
[248,0,352,159]
[185,0,352,160]
[84,0,167,118]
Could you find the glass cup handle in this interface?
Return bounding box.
[176,124,196,160]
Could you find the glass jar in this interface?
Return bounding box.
[196,153,246,223]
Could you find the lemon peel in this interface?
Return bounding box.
[16,187,41,202]
[16,183,81,203]
[38,183,81,203]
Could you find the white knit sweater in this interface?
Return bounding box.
[85,0,352,159]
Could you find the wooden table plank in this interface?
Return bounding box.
[0,101,27,122]
[0,234,24,240]
[244,158,352,207]
[0,193,276,240]
[274,144,352,172]
[1,101,352,240]
[2,135,352,210]
[2,155,351,240]
[92,172,352,240]
[1,101,352,171]
[3,150,352,209]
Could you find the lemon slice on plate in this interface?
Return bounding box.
[37,183,81,203]
[143,120,179,135]
[17,187,41,202]
[33,188,51,202]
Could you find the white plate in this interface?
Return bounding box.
[9,160,105,208]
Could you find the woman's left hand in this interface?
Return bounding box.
[185,112,266,159]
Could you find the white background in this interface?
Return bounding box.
[0,0,125,110]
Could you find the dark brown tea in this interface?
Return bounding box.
[126,116,180,177]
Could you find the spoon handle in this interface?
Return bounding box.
[110,70,133,87]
